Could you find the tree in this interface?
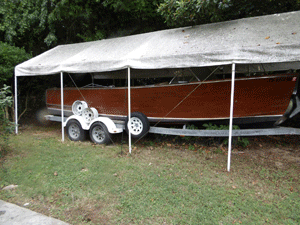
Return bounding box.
[0,0,48,54]
[0,0,166,55]
[102,0,166,35]
[157,0,300,27]
[0,42,31,85]
[157,0,230,27]
[0,0,110,54]
[0,85,14,158]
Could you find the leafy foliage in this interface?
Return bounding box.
[0,0,109,53]
[157,0,300,27]
[158,0,231,27]
[0,0,47,53]
[103,0,166,35]
[0,42,31,84]
[203,123,249,147]
[0,0,165,55]
[203,122,240,131]
[0,85,13,125]
[0,85,14,158]
[1,0,299,55]
[103,0,162,17]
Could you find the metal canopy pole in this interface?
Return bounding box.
[227,63,236,172]
[14,75,18,134]
[60,72,65,142]
[128,67,132,153]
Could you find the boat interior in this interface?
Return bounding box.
[60,64,299,90]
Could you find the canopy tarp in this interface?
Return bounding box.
[15,11,300,76]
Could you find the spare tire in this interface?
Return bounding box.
[125,112,150,139]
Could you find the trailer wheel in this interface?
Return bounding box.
[89,122,111,144]
[125,112,150,139]
[66,119,86,142]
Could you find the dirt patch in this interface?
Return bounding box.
[18,192,113,224]
[244,136,300,167]
[65,204,110,224]
[18,122,62,138]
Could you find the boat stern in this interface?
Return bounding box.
[275,75,300,127]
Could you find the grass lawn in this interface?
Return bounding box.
[0,123,300,224]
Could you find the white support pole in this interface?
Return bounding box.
[60,72,65,142]
[14,75,18,134]
[227,63,236,172]
[128,67,132,153]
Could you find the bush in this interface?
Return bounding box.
[203,123,250,147]
[0,85,14,158]
[0,42,31,84]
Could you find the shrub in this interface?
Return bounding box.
[203,123,250,147]
[0,42,31,84]
[0,85,14,158]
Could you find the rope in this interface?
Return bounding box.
[132,66,221,145]
[68,73,88,103]
[153,66,220,127]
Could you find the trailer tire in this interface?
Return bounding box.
[125,112,150,139]
[66,119,86,142]
[89,122,111,144]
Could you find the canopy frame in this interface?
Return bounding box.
[228,63,236,172]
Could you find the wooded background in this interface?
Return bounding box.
[1,0,300,82]
[1,0,300,120]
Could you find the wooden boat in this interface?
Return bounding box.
[46,73,299,125]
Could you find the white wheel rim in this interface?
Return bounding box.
[92,126,105,142]
[82,107,98,123]
[128,117,143,135]
[68,123,80,139]
[72,101,88,116]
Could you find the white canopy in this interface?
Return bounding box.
[15,11,300,76]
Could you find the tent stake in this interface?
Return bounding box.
[227,63,236,172]
[128,67,132,153]
[60,72,64,142]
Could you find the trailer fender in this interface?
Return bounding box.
[88,117,123,134]
[64,115,90,130]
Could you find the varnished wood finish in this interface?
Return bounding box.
[46,74,298,122]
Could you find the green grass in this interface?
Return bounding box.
[0,124,300,224]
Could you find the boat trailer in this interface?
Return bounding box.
[45,114,300,144]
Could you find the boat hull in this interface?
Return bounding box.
[46,74,298,124]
